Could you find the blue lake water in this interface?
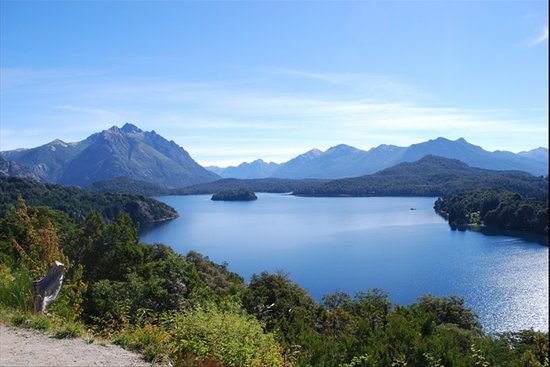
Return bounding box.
[140,194,549,333]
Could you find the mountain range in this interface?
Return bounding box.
[292,155,548,198]
[1,123,219,188]
[210,138,548,179]
[1,124,547,189]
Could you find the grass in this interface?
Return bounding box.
[1,306,86,339]
[53,322,85,339]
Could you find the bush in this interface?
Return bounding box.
[171,304,284,367]
[0,265,32,311]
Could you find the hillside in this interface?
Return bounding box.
[216,138,548,179]
[0,176,178,226]
[2,124,219,188]
[434,189,548,235]
[293,155,548,197]
[0,156,46,182]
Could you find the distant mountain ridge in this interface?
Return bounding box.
[293,155,548,198]
[2,123,219,188]
[209,138,548,179]
[209,159,280,179]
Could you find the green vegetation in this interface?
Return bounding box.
[434,189,549,235]
[0,176,178,226]
[211,188,258,201]
[293,156,548,198]
[175,177,329,195]
[1,197,548,366]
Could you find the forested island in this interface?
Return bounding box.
[211,188,258,201]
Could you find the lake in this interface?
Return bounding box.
[140,194,548,333]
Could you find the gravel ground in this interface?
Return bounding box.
[0,325,151,367]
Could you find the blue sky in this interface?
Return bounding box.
[1,1,547,166]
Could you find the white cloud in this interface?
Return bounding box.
[1,66,547,164]
[526,25,548,46]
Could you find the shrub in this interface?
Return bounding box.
[171,304,284,367]
[0,265,32,311]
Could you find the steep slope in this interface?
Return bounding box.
[2,124,219,188]
[1,138,93,181]
[0,156,46,182]
[0,176,178,225]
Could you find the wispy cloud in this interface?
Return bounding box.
[0,66,547,165]
[526,25,548,46]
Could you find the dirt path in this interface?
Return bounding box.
[0,325,151,367]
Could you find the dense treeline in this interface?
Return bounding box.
[434,189,549,235]
[0,177,178,226]
[174,177,329,195]
[211,188,258,201]
[0,200,548,366]
[294,156,548,198]
[87,176,329,196]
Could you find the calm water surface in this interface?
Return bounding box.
[140,194,548,333]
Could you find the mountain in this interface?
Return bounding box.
[2,138,92,182]
[293,155,548,198]
[269,148,323,178]
[0,156,46,182]
[255,138,548,179]
[205,165,226,176]
[1,123,220,188]
[210,159,280,179]
[518,147,548,163]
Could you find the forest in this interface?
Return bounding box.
[0,196,548,366]
[293,156,548,198]
[211,188,258,201]
[0,177,178,227]
[434,189,549,235]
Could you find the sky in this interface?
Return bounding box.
[0,1,548,167]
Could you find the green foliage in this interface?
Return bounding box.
[174,177,328,195]
[0,265,32,310]
[171,304,284,367]
[0,176,178,226]
[211,188,258,201]
[435,189,548,234]
[242,271,317,344]
[185,251,245,301]
[413,295,481,332]
[53,321,85,339]
[0,197,548,367]
[23,313,52,331]
[0,200,87,319]
[113,323,171,364]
